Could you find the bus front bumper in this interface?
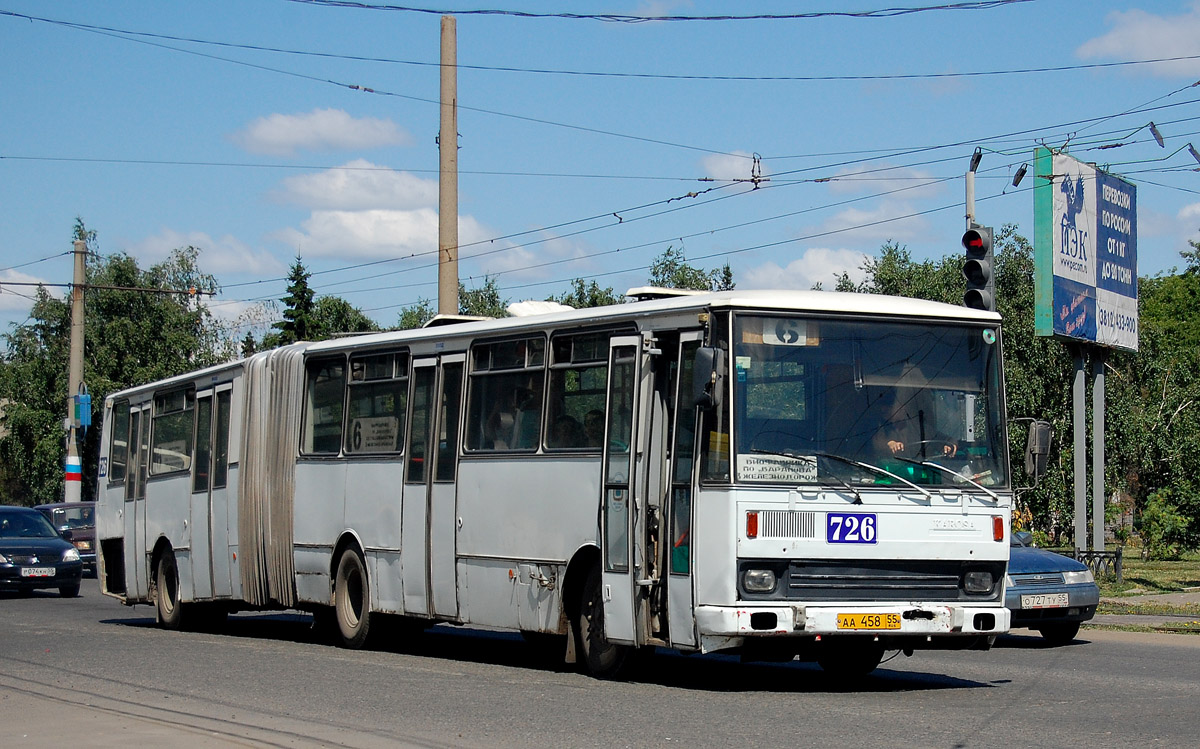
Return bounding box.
[695,603,1009,649]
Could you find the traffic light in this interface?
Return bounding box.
[962,224,995,311]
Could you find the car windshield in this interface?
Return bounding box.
[0,510,59,539]
[50,505,95,529]
[733,315,1008,489]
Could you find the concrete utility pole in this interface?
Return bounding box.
[437,15,459,316]
[65,239,86,502]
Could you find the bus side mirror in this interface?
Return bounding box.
[1024,419,1052,480]
[693,346,725,409]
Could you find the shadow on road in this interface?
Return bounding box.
[993,631,1092,649]
[100,609,993,693]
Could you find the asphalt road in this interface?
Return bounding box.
[2,578,1198,749]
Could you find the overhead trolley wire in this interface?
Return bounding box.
[281,1,1035,22]
[9,9,1198,85]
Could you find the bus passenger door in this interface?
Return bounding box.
[123,402,151,599]
[190,391,215,600]
[402,355,464,619]
[666,337,701,649]
[600,335,652,646]
[192,387,234,600]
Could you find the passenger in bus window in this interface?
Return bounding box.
[584,409,605,447]
[550,414,586,448]
[511,385,541,449]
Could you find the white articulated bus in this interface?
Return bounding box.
[97,288,1011,676]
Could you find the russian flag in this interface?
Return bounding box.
[65,456,82,483]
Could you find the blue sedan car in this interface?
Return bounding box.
[1006,532,1099,644]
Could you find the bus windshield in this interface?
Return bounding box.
[732,315,1007,489]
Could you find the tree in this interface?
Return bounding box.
[308,296,379,340]
[396,298,435,331]
[550,279,621,309]
[395,277,509,330]
[649,246,735,291]
[459,277,508,318]
[0,224,234,505]
[272,255,315,346]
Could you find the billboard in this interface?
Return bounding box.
[1034,147,1138,352]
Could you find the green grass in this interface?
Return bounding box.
[1096,550,1200,597]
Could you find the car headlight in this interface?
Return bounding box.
[62,548,81,562]
[743,569,777,593]
[1063,569,1094,585]
[964,570,995,594]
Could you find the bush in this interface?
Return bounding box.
[1138,487,1200,560]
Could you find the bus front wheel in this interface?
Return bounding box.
[575,565,630,678]
[334,548,372,649]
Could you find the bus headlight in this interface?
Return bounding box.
[1063,569,1094,585]
[963,570,994,594]
[743,569,777,593]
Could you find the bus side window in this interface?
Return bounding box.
[303,357,346,455]
[545,331,610,450]
[109,400,130,483]
[465,336,545,453]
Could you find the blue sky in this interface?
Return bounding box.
[3,1,1200,339]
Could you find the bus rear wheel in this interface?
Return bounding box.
[155,550,186,630]
[575,565,630,678]
[334,548,372,649]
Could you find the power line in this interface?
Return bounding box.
[282,1,1035,22]
[0,250,71,274]
[10,9,1196,84]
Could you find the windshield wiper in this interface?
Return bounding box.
[811,451,933,499]
[750,448,862,504]
[895,458,1000,501]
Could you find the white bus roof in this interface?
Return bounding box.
[106,289,999,401]
[304,288,1000,354]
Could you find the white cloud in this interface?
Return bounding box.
[230,109,412,156]
[272,209,492,260]
[701,150,760,181]
[0,269,57,312]
[741,248,871,290]
[1077,4,1200,77]
[827,163,943,199]
[273,160,437,211]
[472,229,590,281]
[1178,201,1200,223]
[813,199,931,243]
[127,229,286,278]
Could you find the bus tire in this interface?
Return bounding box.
[334,548,372,649]
[155,550,186,630]
[575,564,629,678]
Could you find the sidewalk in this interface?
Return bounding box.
[1089,589,1200,631]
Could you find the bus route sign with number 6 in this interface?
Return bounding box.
[826,512,878,544]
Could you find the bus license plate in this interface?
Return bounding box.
[1020,593,1069,609]
[21,567,54,578]
[837,613,901,630]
